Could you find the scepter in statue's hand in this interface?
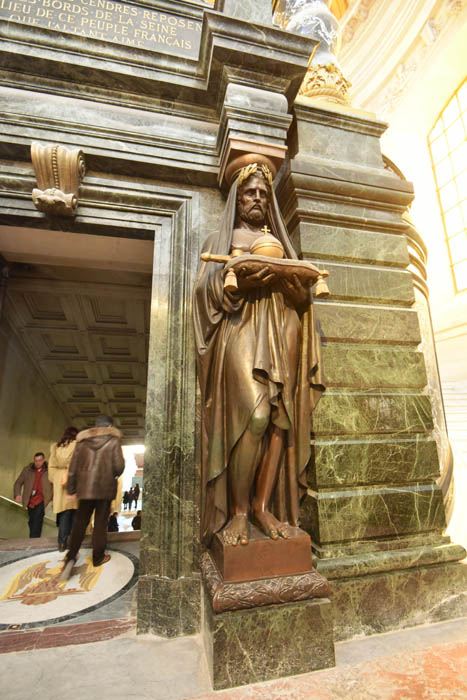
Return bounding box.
[200,249,245,292]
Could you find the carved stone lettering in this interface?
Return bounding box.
[0,0,203,60]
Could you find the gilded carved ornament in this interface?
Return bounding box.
[31,143,86,217]
[299,62,352,104]
[276,0,353,105]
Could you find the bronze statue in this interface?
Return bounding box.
[193,155,325,548]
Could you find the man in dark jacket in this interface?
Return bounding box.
[60,415,125,580]
[131,510,142,530]
[108,512,119,532]
[14,452,53,538]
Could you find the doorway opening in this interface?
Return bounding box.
[0,225,152,541]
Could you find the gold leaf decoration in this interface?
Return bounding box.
[0,555,103,607]
[237,163,273,188]
[237,162,258,188]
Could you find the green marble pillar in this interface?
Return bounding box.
[278,98,467,640]
[137,198,202,638]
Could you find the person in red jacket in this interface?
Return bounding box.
[60,415,125,580]
[14,452,53,538]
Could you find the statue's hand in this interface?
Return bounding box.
[236,265,276,289]
[280,274,309,310]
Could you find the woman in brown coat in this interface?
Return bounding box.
[48,427,78,551]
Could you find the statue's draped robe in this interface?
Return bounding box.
[193,181,325,545]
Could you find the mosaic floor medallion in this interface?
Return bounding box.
[0,549,136,629]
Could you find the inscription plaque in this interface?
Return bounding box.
[0,0,203,60]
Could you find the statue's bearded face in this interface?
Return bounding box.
[237,174,270,226]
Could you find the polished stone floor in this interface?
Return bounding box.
[1,615,466,699]
[192,619,467,699]
[1,524,466,699]
[0,548,136,628]
[0,538,138,650]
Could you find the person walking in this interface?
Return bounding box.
[48,427,78,551]
[122,490,129,511]
[128,487,134,511]
[14,452,53,538]
[133,483,140,508]
[60,415,125,580]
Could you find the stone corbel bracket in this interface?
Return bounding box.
[217,82,292,191]
[31,142,86,217]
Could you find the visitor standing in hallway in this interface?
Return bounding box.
[14,453,53,538]
[132,510,142,530]
[60,415,125,580]
[108,511,119,532]
[133,482,140,508]
[48,426,79,551]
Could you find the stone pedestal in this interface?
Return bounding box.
[202,526,331,613]
[203,590,335,690]
[211,524,314,581]
[202,527,334,687]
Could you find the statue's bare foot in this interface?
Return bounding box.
[222,514,249,546]
[253,510,290,540]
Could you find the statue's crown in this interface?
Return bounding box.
[237,163,273,188]
[225,153,277,187]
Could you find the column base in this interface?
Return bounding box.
[137,574,200,638]
[203,586,335,690]
[326,559,467,641]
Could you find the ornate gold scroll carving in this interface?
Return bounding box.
[31,143,86,217]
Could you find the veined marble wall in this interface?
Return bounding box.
[278,97,467,639]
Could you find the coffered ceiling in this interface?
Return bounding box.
[2,243,152,444]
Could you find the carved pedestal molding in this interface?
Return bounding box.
[31,142,86,217]
[201,551,331,613]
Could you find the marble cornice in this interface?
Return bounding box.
[221,66,291,100]
[0,110,217,158]
[0,11,316,109]
[219,105,292,133]
[317,541,466,580]
[279,164,413,234]
[293,100,387,138]
[287,157,414,198]
[0,92,220,186]
[0,70,218,123]
[0,168,203,234]
[217,104,292,156]
[290,207,408,237]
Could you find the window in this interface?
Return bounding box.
[428,79,467,293]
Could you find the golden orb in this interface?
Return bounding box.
[250,234,284,259]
